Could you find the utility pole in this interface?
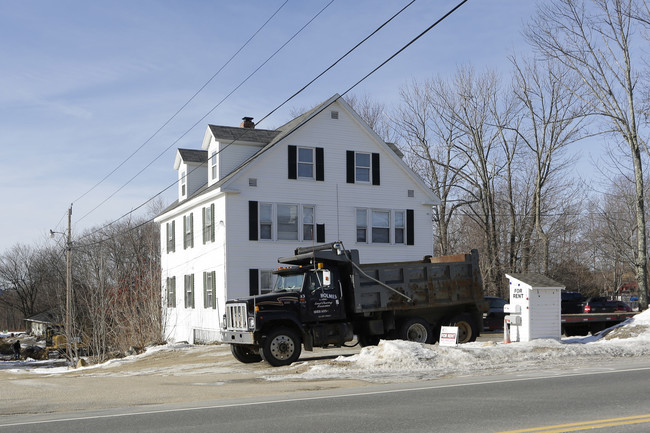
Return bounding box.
[66,204,72,366]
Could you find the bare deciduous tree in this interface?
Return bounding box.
[511,56,588,273]
[527,0,648,308]
[395,78,468,255]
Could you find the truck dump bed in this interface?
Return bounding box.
[353,250,483,314]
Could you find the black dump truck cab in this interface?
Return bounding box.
[222,242,484,366]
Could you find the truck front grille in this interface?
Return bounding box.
[226,303,249,331]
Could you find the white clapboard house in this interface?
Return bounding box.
[155,94,440,344]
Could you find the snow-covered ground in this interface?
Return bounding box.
[2,310,650,383]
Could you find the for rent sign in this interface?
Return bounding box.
[439,326,458,347]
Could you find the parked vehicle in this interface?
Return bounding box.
[607,300,632,312]
[222,242,485,366]
[561,296,637,336]
[483,296,507,331]
[561,291,585,314]
[582,296,616,313]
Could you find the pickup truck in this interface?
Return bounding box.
[561,295,637,336]
[222,242,485,366]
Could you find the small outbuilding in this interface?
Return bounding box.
[504,273,565,342]
[24,310,62,338]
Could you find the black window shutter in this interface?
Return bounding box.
[407,209,414,245]
[346,151,355,183]
[182,217,185,247]
[211,271,217,309]
[189,213,194,248]
[372,153,380,185]
[316,224,325,243]
[249,269,259,296]
[288,145,297,179]
[210,203,215,242]
[316,147,324,181]
[202,208,206,245]
[249,201,258,241]
[203,272,208,308]
[170,221,175,252]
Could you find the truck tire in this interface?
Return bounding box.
[230,344,262,364]
[447,313,478,343]
[261,327,302,367]
[399,318,434,344]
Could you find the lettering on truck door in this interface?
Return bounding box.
[301,269,344,322]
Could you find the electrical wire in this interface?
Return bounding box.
[76,0,334,225]
[71,1,289,207]
[76,0,467,246]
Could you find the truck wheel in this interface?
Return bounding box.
[230,344,262,364]
[261,327,302,367]
[399,318,433,344]
[447,313,478,343]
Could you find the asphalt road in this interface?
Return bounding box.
[2,358,649,433]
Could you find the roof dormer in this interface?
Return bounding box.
[174,149,208,201]
[201,120,280,185]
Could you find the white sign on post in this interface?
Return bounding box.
[439,326,458,347]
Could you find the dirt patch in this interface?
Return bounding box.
[0,343,366,416]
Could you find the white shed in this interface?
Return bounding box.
[504,273,565,342]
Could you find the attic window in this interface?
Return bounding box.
[249,178,258,187]
[331,110,339,120]
[408,189,414,198]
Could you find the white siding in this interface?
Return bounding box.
[157,98,437,344]
[217,141,263,183]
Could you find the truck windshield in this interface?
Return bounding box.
[273,273,304,292]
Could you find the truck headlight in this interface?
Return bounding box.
[248,316,256,330]
[222,315,227,330]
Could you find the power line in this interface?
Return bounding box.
[70,0,289,207]
[78,0,466,246]
[76,0,334,225]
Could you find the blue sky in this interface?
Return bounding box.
[0,0,543,252]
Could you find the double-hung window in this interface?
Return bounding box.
[297,147,314,179]
[166,221,175,253]
[203,271,216,309]
[210,152,217,180]
[203,205,215,244]
[166,277,176,308]
[277,204,298,240]
[180,171,186,196]
[184,274,195,309]
[303,206,315,241]
[355,152,371,183]
[356,209,368,243]
[394,210,405,244]
[371,210,390,243]
[183,213,194,249]
[260,203,273,240]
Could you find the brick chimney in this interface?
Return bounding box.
[240,117,255,129]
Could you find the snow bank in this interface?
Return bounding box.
[265,309,650,383]
[3,311,650,383]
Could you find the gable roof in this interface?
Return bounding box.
[178,149,208,164]
[157,94,440,218]
[25,309,62,325]
[506,273,565,289]
[208,125,280,144]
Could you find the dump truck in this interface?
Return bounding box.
[222,242,485,366]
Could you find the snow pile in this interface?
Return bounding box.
[3,311,650,383]
[266,310,650,383]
